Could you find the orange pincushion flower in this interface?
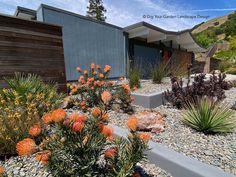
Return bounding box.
[72,122,84,133]
[103,65,111,73]
[36,150,51,165]
[96,64,101,69]
[76,67,81,72]
[99,73,104,78]
[42,113,52,124]
[84,70,88,75]
[127,116,138,131]
[139,132,151,141]
[93,71,97,75]
[51,109,66,123]
[101,125,113,138]
[101,90,112,104]
[79,76,85,84]
[70,113,87,122]
[91,107,102,117]
[16,138,37,156]
[0,166,5,174]
[122,84,130,91]
[29,125,41,137]
[104,148,117,158]
[132,172,141,177]
[90,63,95,69]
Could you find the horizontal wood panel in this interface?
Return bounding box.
[0,14,66,92]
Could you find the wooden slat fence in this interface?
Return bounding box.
[0,14,67,92]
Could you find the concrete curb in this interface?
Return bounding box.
[131,91,166,108]
[110,124,236,177]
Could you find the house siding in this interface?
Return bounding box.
[37,5,126,81]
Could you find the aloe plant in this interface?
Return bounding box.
[182,97,235,134]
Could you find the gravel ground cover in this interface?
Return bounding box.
[131,74,236,95]
[110,88,236,176]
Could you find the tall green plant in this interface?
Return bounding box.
[0,73,64,156]
[182,97,234,134]
[152,63,168,84]
[128,66,141,89]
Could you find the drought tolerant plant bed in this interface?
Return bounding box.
[109,88,236,176]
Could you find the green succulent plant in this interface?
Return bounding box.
[182,97,235,134]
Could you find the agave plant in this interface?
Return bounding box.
[182,97,235,134]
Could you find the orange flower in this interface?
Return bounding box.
[90,63,95,69]
[69,113,87,122]
[93,71,97,75]
[51,109,67,123]
[122,84,130,91]
[16,138,37,156]
[103,65,111,73]
[99,73,104,78]
[72,122,84,133]
[29,125,41,137]
[91,107,102,117]
[132,172,141,177]
[101,90,112,104]
[42,113,53,124]
[101,125,113,138]
[96,64,101,69]
[79,76,85,84]
[76,67,81,72]
[80,100,86,107]
[139,132,151,141]
[36,150,51,165]
[127,116,138,131]
[84,70,88,75]
[104,148,117,158]
[0,166,5,174]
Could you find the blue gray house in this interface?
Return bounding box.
[14,4,205,81]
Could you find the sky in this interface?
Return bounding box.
[0,0,236,31]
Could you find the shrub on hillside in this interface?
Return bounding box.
[16,108,150,176]
[182,97,234,134]
[0,73,64,156]
[164,73,231,109]
[68,64,134,113]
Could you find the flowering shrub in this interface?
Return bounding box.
[67,63,133,113]
[16,109,150,176]
[0,73,64,157]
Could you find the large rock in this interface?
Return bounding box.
[135,111,166,133]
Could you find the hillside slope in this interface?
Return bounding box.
[192,11,236,61]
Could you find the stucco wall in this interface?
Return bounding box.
[37,5,127,81]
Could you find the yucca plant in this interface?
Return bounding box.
[182,97,235,134]
[152,63,169,84]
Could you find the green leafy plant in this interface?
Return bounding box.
[0,73,64,157]
[182,97,234,134]
[67,64,134,113]
[16,108,150,177]
[152,63,168,84]
[128,66,141,89]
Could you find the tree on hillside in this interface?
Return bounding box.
[86,0,106,21]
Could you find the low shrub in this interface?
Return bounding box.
[152,63,168,84]
[129,66,141,89]
[164,73,232,109]
[16,108,150,176]
[68,64,134,113]
[0,73,64,157]
[182,97,234,134]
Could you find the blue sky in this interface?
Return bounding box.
[0,0,236,31]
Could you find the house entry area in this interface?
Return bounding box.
[124,22,206,79]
